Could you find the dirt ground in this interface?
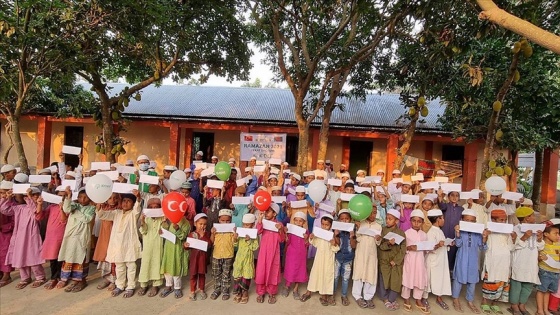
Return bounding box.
[0,265,539,315]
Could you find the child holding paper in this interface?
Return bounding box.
[137,197,165,297]
[300,214,340,305]
[425,209,452,310]
[535,222,560,315]
[353,206,382,308]
[160,216,190,299]
[57,187,95,292]
[203,185,226,231]
[0,181,14,287]
[398,195,417,231]
[336,182,355,212]
[255,203,285,304]
[97,193,142,298]
[282,211,309,300]
[287,186,314,230]
[509,207,544,315]
[0,187,46,289]
[210,209,235,301]
[231,186,251,227]
[373,187,393,227]
[308,194,334,258]
[378,209,407,310]
[36,186,68,290]
[93,192,120,291]
[271,186,289,225]
[232,213,259,304]
[452,208,488,313]
[481,209,515,313]
[185,213,212,301]
[402,209,429,313]
[333,210,356,306]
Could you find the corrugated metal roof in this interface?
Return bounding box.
[94,83,445,132]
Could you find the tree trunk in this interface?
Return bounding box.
[531,148,543,210]
[394,112,418,169]
[508,150,518,191]
[2,121,14,164]
[10,115,29,174]
[317,105,334,162]
[296,121,310,174]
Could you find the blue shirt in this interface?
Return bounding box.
[335,231,355,263]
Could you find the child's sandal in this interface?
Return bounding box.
[64,282,77,292]
[189,291,197,301]
[328,296,336,306]
[384,301,396,311]
[111,288,124,297]
[480,304,492,315]
[0,278,12,288]
[268,294,277,304]
[300,292,311,302]
[403,303,413,312]
[320,296,329,306]
[97,279,111,290]
[210,290,221,300]
[160,287,173,298]
[240,295,249,304]
[31,279,46,288]
[44,280,57,290]
[15,279,32,290]
[56,280,67,289]
[198,291,207,300]
[137,287,148,296]
[174,289,183,299]
[147,286,159,297]
[341,296,350,306]
[123,289,134,298]
[71,281,87,292]
[490,306,503,315]
[233,294,241,303]
[256,294,265,303]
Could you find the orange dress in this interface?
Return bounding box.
[92,204,118,262]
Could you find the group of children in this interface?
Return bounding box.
[0,156,558,315]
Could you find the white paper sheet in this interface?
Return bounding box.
[48,165,58,173]
[411,175,423,182]
[91,162,111,171]
[460,191,479,200]
[262,219,279,232]
[236,227,258,239]
[194,162,208,170]
[413,173,425,181]
[424,193,438,201]
[41,191,63,204]
[357,225,381,237]
[501,191,524,201]
[400,194,420,203]
[384,232,405,244]
[420,182,440,190]
[99,171,119,181]
[314,227,334,241]
[207,179,224,189]
[328,179,342,186]
[270,168,280,175]
[117,166,137,174]
[269,158,282,165]
[253,165,265,173]
[444,238,455,246]
[355,187,372,193]
[143,208,164,218]
[186,237,208,251]
[459,221,485,234]
[392,178,403,184]
[29,175,51,184]
[160,228,176,244]
[256,160,265,166]
[365,176,382,183]
[355,177,365,183]
[319,203,335,213]
[441,183,462,193]
[12,183,30,194]
[200,168,215,177]
[332,221,354,232]
[290,200,307,208]
[434,176,449,183]
[62,145,81,155]
[61,180,76,190]
[112,183,138,193]
[340,193,356,201]
[139,174,159,185]
[520,223,546,233]
[415,241,437,251]
[486,222,514,234]
[236,179,246,187]
[232,197,251,205]
[287,223,306,238]
[287,188,296,195]
[214,223,235,233]
[545,255,560,269]
[272,196,286,204]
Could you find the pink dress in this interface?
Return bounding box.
[0,198,44,268]
[402,228,428,290]
[37,204,67,260]
[0,213,14,272]
[255,220,285,289]
[284,232,309,284]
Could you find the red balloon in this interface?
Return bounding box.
[253,190,272,211]
[162,192,188,224]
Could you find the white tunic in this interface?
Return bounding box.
[353,220,382,284]
[425,226,452,296]
[511,225,544,284]
[97,202,142,263]
[482,232,514,282]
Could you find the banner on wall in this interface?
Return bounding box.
[240,133,286,161]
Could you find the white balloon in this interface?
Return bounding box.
[308,179,327,203]
[168,178,182,191]
[485,176,507,195]
[170,170,187,183]
[85,174,114,204]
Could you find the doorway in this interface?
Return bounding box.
[349,140,373,177]
[64,126,83,169]
[193,132,214,162]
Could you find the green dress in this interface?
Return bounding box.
[378,225,407,292]
[160,217,190,276]
[138,216,165,284]
[232,238,259,279]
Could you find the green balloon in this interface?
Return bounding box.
[348,194,373,221]
[214,161,231,181]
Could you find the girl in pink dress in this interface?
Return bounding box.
[282,211,309,300]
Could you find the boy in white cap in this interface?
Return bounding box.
[425,209,452,311]
[300,214,340,306]
[211,156,218,164]
[232,213,259,304]
[162,165,177,191]
[287,185,315,230]
[0,164,16,181]
[388,169,402,196]
[378,208,406,310]
[185,213,212,301]
[210,209,235,301]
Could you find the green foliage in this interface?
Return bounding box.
[241,78,263,88]
[30,81,97,117]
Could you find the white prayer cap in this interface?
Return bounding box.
[340,172,351,179]
[29,187,40,194]
[250,156,257,161]
[375,186,386,195]
[325,160,331,164]
[322,214,334,221]
[411,209,424,219]
[125,160,134,166]
[317,159,324,164]
[402,181,412,186]
[211,155,218,160]
[338,209,350,216]
[14,173,29,183]
[0,181,13,190]
[163,165,177,171]
[218,209,232,217]
[346,179,355,185]
[295,186,306,193]
[184,168,192,173]
[228,158,236,163]
[377,169,385,174]
[392,169,401,174]
[242,213,256,224]
[270,203,280,214]
[293,211,307,221]
[291,173,301,181]
[136,155,149,162]
[421,195,436,203]
[521,199,533,206]
[194,213,207,222]
[437,170,446,175]
[38,168,51,174]
[356,170,366,175]
[314,170,327,178]
[268,174,277,180]
[55,185,66,192]
[461,208,477,217]
[0,165,15,173]
[196,151,203,156]
[303,171,314,177]
[244,167,252,172]
[65,171,76,179]
[427,209,443,217]
[387,209,400,219]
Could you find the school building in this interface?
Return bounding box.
[1,84,558,217]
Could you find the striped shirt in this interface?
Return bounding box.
[539,242,560,273]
